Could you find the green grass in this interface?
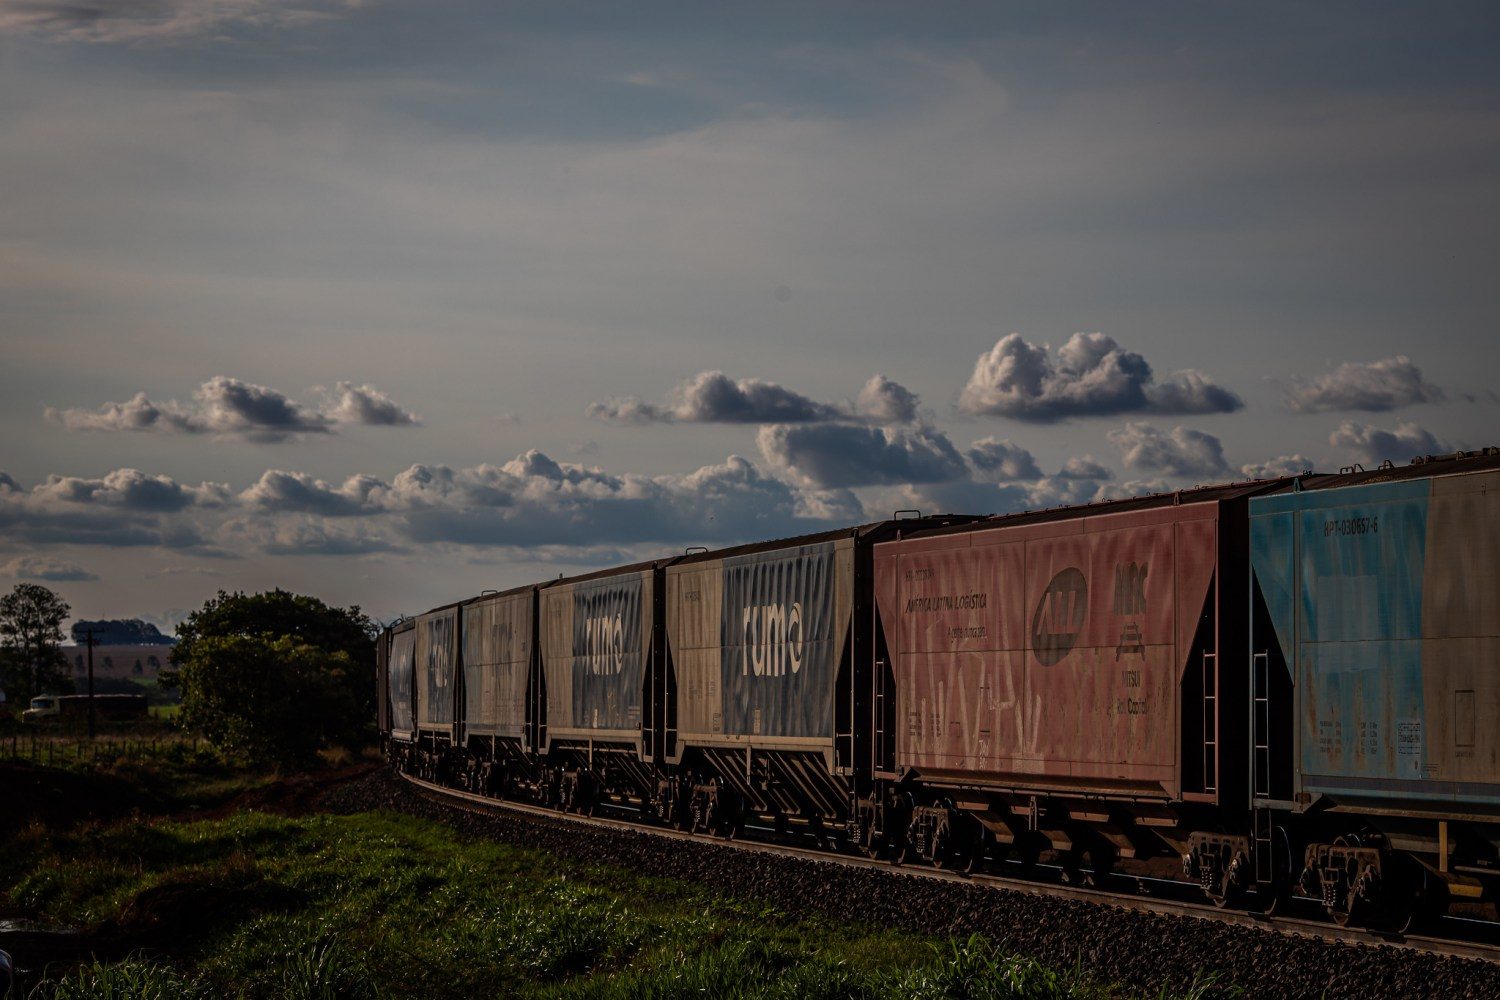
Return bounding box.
[1,806,1241,1000]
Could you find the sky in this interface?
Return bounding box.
[1,0,1497,632]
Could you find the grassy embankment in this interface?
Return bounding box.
[2,760,1234,1000]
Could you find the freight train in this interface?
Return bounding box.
[378,449,1500,930]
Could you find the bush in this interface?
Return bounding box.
[177,634,359,768]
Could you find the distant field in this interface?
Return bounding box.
[1,782,1232,1000]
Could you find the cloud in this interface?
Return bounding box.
[44,392,199,434]
[1146,370,1246,417]
[238,469,387,516]
[965,438,1043,481]
[958,332,1243,422]
[1107,422,1231,478]
[757,423,967,489]
[1241,454,1317,479]
[584,396,673,425]
[588,370,842,425]
[323,382,420,426]
[32,468,228,512]
[0,468,222,550]
[1329,420,1452,465]
[1285,356,1444,413]
[1,555,97,582]
[1057,456,1112,481]
[0,0,362,44]
[48,376,418,441]
[853,375,920,424]
[189,376,331,439]
[223,516,404,556]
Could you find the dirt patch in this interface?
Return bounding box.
[193,763,377,820]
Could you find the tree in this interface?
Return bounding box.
[71,618,174,646]
[0,583,72,710]
[167,589,376,753]
[177,634,360,767]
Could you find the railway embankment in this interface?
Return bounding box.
[326,769,1500,1000]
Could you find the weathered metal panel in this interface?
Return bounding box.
[667,561,724,736]
[462,590,532,740]
[388,628,415,735]
[1296,481,1428,787]
[883,505,1218,797]
[669,539,847,744]
[1420,472,1500,793]
[415,608,457,732]
[541,571,649,740]
[1260,470,1500,805]
[1250,509,1296,662]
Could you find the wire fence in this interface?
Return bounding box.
[2,731,201,767]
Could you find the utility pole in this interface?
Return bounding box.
[85,628,97,739]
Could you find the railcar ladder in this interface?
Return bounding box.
[874,658,888,771]
[1201,651,1217,794]
[1253,651,1273,883]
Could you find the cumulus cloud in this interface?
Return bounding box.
[1057,456,1112,480]
[958,332,1243,422]
[1146,370,1246,416]
[44,392,199,434]
[47,376,418,441]
[584,396,674,425]
[1,555,97,582]
[0,468,223,550]
[1285,356,1444,413]
[589,370,843,425]
[853,375,920,424]
[239,469,388,517]
[1107,422,1231,479]
[965,438,1043,481]
[1241,454,1317,479]
[1329,420,1452,465]
[32,468,229,512]
[323,382,420,426]
[0,0,362,44]
[222,515,403,556]
[757,423,967,489]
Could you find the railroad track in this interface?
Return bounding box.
[398,772,1500,966]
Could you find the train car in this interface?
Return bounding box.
[410,602,461,781]
[868,483,1286,885]
[454,584,540,796]
[384,617,417,771]
[662,517,976,838]
[538,559,667,813]
[1250,449,1500,925]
